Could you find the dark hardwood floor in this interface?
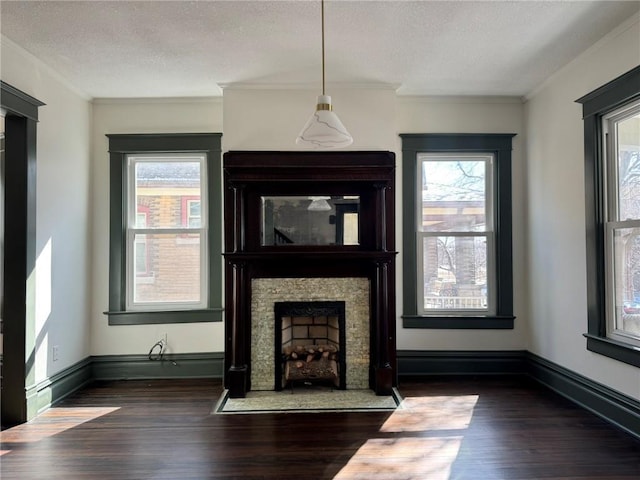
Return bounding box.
[1,376,639,479]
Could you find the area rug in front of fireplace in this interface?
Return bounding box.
[214,388,401,414]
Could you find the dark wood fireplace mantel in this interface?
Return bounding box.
[223,151,397,398]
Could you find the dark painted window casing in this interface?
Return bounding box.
[576,65,640,368]
[105,133,223,325]
[400,133,516,329]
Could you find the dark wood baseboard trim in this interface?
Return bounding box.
[397,349,640,441]
[526,351,640,440]
[26,357,93,416]
[397,350,528,376]
[91,352,224,380]
[16,350,640,441]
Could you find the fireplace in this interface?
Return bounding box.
[223,151,396,398]
[275,301,346,390]
[251,277,369,391]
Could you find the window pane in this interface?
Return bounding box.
[422,235,488,310]
[132,233,202,305]
[188,200,201,228]
[420,157,487,232]
[612,227,640,341]
[616,112,640,221]
[134,160,201,229]
[343,212,359,245]
[135,235,148,275]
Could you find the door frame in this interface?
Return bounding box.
[1,81,44,427]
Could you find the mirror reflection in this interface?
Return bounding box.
[261,196,359,246]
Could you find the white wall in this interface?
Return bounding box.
[90,98,224,355]
[396,96,528,351]
[525,15,640,400]
[0,37,92,382]
[222,86,397,151]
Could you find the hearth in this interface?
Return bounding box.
[223,151,397,398]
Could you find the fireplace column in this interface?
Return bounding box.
[227,183,249,398]
[227,260,249,398]
[372,258,393,395]
[371,182,394,395]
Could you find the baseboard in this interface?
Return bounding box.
[396,349,640,441]
[26,357,93,416]
[91,352,224,380]
[397,350,528,376]
[526,352,640,440]
[12,350,640,441]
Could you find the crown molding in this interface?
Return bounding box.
[397,95,524,104]
[1,35,92,101]
[220,81,401,92]
[92,96,222,105]
[525,12,640,102]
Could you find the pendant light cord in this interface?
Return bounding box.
[321,0,325,96]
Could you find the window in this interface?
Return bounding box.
[106,134,223,325]
[577,65,640,367]
[418,154,494,314]
[401,134,515,329]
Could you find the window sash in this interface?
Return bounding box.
[604,220,640,347]
[603,100,640,346]
[603,102,640,222]
[125,229,208,310]
[416,153,496,315]
[125,153,208,311]
[417,231,496,315]
[417,153,494,233]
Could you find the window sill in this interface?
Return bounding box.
[584,333,640,368]
[105,308,223,325]
[402,315,515,329]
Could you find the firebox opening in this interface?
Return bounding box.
[274,301,346,391]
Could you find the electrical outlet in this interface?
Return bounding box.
[52,345,59,362]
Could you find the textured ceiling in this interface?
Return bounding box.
[1,0,639,99]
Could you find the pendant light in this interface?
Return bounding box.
[307,196,332,211]
[296,0,353,148]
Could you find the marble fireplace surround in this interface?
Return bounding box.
[251,277,370,391]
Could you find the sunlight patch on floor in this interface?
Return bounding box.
[333,395,478,478]
[0,407,120,446]
[333,436,464,479]
[381,395,479,432]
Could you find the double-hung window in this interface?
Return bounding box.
[126,153,207,310]
[106,134,223,325]
[603,103,640,348]
[401,134,515,329]
[417,153,494,315]
[578,66,640,367]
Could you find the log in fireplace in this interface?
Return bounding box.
[223,151,397,398]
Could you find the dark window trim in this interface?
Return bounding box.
[576,65,640,368]
[400,133,516,329]
[105,133,223,325]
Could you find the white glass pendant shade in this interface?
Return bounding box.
[296,95,353,149]
[307,196,332,211]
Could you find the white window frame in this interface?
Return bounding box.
[603,100,640,347]
[416,153,496,316]
[125,153,208,311]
